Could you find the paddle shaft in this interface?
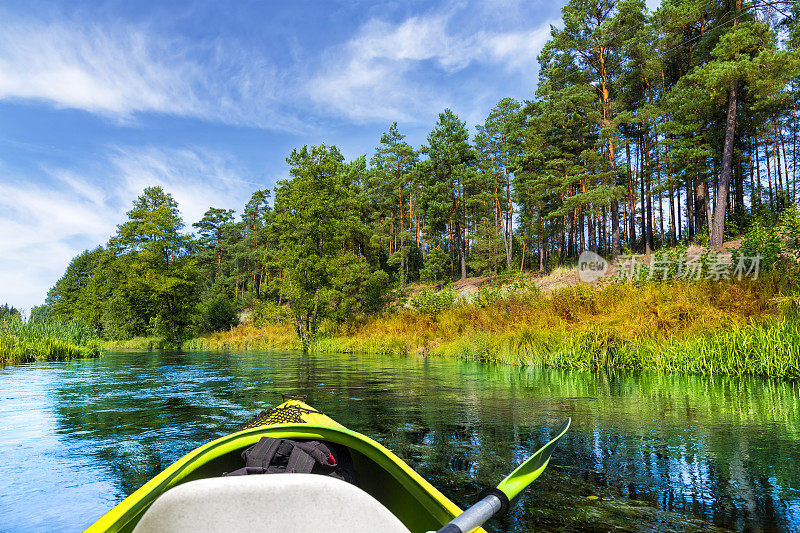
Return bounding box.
[436,494,503,533]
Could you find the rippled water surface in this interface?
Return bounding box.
[1,351,799,532]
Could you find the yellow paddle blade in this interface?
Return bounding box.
[496,418,571,501]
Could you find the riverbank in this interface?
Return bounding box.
[185,275,800,378]
[0,319,101,365]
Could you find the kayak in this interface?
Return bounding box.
[86,399,484,533]
[86,397,570,533]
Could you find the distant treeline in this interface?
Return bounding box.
[42,0,800,346]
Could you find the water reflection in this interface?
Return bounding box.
[0,351,798,532]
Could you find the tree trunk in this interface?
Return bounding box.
[626,135,636,251]
[505,172,514,269]
[775,123,784,199]
[640,136,647,251]
[644,130,653,253]
[656,140,664,246]
[703,181,713,240]
[669,184,676,245]
[687,177,695,238]
[751,137,758,207]
[710,0,741,247]
[766,137,774,207]
[711,79,738,248]
[599,50,620,258]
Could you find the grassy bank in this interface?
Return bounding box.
[0,319,101,365]
[187,275,800,378]
[183,323,299,352]
[102,336,178,351]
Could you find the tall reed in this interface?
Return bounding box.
[1,318,100,365]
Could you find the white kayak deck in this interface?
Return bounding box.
[132,474,412,533]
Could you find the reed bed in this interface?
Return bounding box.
[0,318,100,365]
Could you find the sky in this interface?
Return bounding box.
[0,0,660,313]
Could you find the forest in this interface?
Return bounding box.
[20,0,800,355]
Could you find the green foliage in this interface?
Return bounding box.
[362,269,393,314]
[41,187,200,346]
[780,206,800,251]
[733,207,800,275]
[410,289,456,319]
[273,144,382,347]
[199,295,239,333]
[421,109,477,279]
[471,286,504,308]
[32,0,800,360]
[735,217,784,271]
[420,246,450,282]
[0,304,21,323]
[45,247,105,329]
[251,300,289,327]
[29,304,51,324]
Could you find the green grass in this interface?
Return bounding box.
[0,318,101,365]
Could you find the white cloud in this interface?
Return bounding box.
[308,10,556,123]
[0,147,262,312]
[0,15,301,130]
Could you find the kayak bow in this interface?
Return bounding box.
[86,400,567,533]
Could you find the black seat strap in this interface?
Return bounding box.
[286,446,316,473]
[243,437,284,469]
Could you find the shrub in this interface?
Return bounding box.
[200,295,239,332]
[734,216,783,272]
[780,205,800,251]
[251,300,289,327]
[410,289,456,318]
[419,246,450,283]
[362,269,393,314]
[550,285,598,320]
[471,286,503,308]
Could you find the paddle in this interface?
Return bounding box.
[435,418,571,533]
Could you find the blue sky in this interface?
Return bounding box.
[0,0,658,312]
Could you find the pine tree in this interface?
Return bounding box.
[421,109,477,280]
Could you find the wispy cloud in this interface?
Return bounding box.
[0,174,116,313]
[0,5,556,130]
[0,147,262,312]
[109,146,262,227]
[308,8,556,123]
[0,14,301,130]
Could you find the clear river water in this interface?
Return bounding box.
[1,351,799,532]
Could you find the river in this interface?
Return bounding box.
[1,351,798,532]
